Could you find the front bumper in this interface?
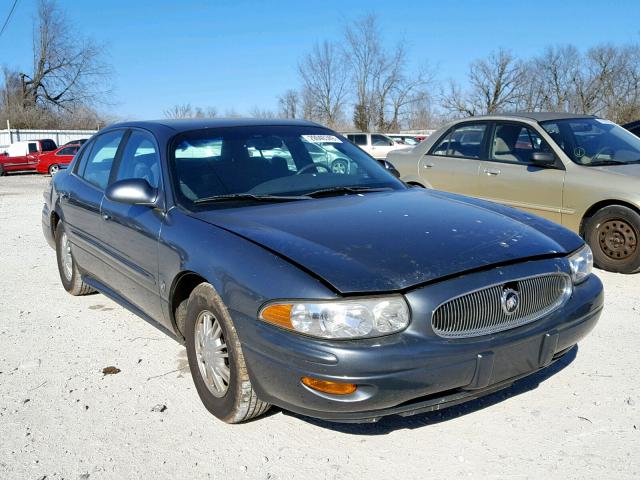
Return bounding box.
[238,258,604,422]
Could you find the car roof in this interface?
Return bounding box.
[105,118,324,135]
[469,112,597,123]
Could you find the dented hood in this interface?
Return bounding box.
[190,189,583,294]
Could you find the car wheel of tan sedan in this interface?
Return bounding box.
[585,205,640,273]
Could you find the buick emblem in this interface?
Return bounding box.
[501,288,520,315]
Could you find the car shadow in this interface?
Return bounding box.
[281,345,578,434]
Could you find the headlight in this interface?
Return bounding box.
[259,296,410,339]
[568,244,593,284]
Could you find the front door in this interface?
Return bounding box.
[369,134,396,159]
[419,122,488,196]
[478,122,565,223]
[61,130,125,279]
[99,129,165,324]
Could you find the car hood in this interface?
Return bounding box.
[590,163,640,178]
[190,189,583,294]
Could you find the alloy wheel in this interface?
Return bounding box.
[194,310,230,397]
[60,232,73,280]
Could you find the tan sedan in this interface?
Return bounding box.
[388,112,640,273]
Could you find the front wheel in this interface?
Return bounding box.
[584,205,640,274]
[48,164,59,175]
[185,283,270,423]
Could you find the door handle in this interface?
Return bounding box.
[483,168,501,176]
[423,163,434,168]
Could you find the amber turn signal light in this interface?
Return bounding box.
[301,377,357,395]
[260,304,293,329]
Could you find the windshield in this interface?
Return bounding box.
[540,118,640,166]
[170,125,405,208]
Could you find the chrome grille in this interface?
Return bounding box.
[432,273,572,339]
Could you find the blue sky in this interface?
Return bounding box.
[2,0,639,119]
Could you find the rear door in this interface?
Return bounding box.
[61,130,125,278]
[419,122,488,196]
[477,121,565,223]
[99,129,165,324]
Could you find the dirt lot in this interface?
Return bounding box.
[0,174,638,480]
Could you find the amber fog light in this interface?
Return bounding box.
[301,377,357,395]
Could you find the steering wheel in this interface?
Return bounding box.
[296,163,330,175]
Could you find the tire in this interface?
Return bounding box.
[330,158,349,174]
[55,221,95,295]
[48,164,59,175]
[0,165,5,176]
[584,205,640,274]
[185,283,270,423]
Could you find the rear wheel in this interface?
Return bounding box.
[584,205,640,273]
[55,221,95,295]
[48,164,59,175]
[185,283,270,423]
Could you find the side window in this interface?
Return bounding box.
[28,143,38,154]
[57,146,78,156]
[430,124,487,159]
[348,134,367,146]
[114,131,160,188]
[490,123,553,164]
[371,134,393,146]
[78,131,124,189]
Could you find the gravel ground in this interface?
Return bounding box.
[0,174,638,480]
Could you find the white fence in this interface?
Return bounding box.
[0,129,97,150]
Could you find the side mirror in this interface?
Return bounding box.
[531,151,556,165]
[105,178,158,206]
[378,159,401,178]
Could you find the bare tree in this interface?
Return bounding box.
[298,40,348,127]
[249,106,277,119]
[19,0,111,112]
[344,14,383,130]
[277,89,299,119]
[164,103,194,119]
[442,49,525,116]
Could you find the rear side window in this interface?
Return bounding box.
[28,143,38,154]
[431,124,487,159]
[114,131,160,188]
[57,146,79,156]
[348,134,367,146]
[77,131,124,189]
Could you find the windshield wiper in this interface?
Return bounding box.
[305,186,393,198]
[587,159,630,166]
[194,193,311,204]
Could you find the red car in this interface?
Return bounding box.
[36,144,81,175]
[0,139,57,175]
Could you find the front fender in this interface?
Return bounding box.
[159,208,338,341]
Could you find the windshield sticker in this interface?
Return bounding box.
[574,147,586,158]
[302,134,342,144]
